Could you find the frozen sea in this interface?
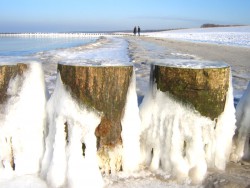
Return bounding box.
[0,26,250,188]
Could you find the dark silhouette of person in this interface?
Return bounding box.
[138,26,141,36]
[133,26,137,36]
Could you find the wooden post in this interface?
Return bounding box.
[140,62,234,183]
[58,64,133,172]
[0,63,28,105]
[153,63,230,120]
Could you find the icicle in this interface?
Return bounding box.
[41,73,104,188]
[140,67,236,183]
[121,70,141,172]
[231,82,250,162]
[0,62,46,176]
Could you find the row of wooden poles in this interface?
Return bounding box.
[0,62,230,171]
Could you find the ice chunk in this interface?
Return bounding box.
[231,82,250,161]
[41,73,104,188]
[0,62,46,175]
[121,71,141,172]
[140,69,236,183]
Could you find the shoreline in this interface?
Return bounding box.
[141,36,250,96]
[1,34,250,188]
[126,36,250,100]
[143,37,250,68]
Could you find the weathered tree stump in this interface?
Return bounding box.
[58,64,133,171]
[153,62,230,119]
[0,64,28,104]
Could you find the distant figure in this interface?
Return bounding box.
[133,26,137,36]
[138,26,141,36]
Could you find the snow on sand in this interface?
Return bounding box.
[146,26,250,47]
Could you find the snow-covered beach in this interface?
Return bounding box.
[0,26,250,188]
[145,26,250,48]
[139,34,250,101]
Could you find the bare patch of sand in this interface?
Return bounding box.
[127,36,250,98]
[143,37,250,68]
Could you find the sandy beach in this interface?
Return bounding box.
[143,37,250,68]
[127,36,250,101]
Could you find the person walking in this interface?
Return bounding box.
[133,26,137,36]
[138,26,141,36]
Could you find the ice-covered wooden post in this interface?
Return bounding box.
[58,64,133,172]
[140,61,235,184]
[153,62,230,119]
[0,63,28,169]
[0,62,46,175]
[0,64,28,104]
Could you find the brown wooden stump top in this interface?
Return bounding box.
[153,60,230,119]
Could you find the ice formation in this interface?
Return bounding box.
[85,69,141,175]
[0,61,239,187]
[58,37,131,67]
[139,68,236,184]
[0,62,46,176]
[231,82,250,161]
[121,71,141,172]
[0,34,243,187]
[0,62,141,187]
[41,73,104,188]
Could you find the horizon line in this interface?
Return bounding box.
[0,24,248,35]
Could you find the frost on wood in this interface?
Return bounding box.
[153,64,230,120]
[41,73,104,188]
[0,64,28,104]
[0,62,46,175]
[140,64,236,184]
[58,64,134,173]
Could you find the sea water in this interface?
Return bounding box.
[0,35,96,56]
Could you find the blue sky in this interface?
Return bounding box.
[0,0,250,32]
